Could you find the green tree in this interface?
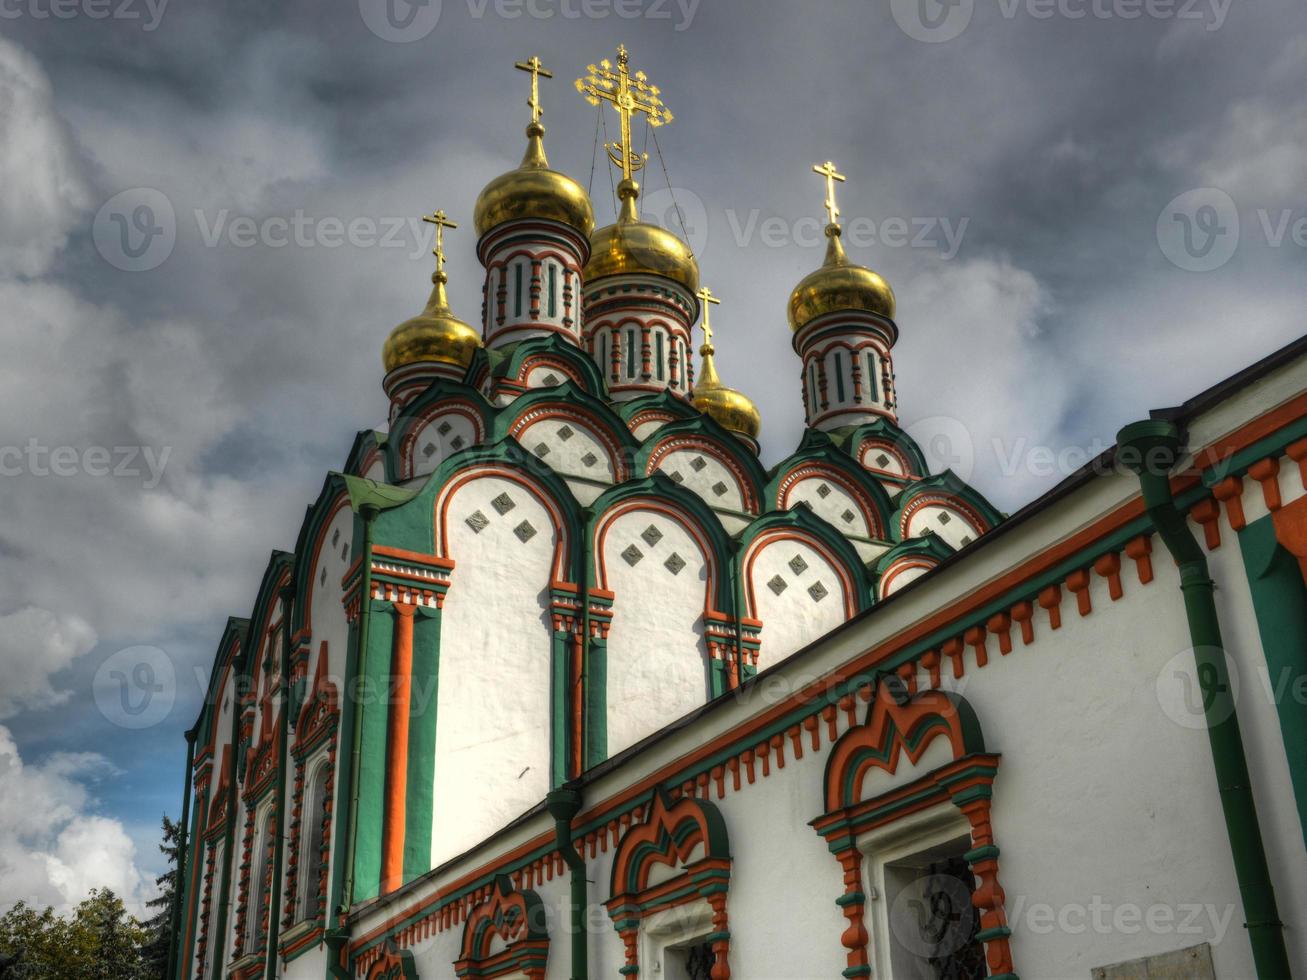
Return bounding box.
[0,890,149,980]
[141,813,181,978]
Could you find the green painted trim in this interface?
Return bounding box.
[1200,415,1307,489]
[1236,515,1307,850]
[403,607,442,883]
[354,599,395,905]
[551,627,570,788]
[586,633,609,769]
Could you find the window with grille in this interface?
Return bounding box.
[884,838,985,980]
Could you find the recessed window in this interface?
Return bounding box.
[548,264,558,318]
[656,332,665,381]
[834,352,846,402]
[514,263,524,318]
[882,839,985,979]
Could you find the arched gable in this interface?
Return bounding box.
[193,618,249,762]
[494,385,639,491]
[873,535,955,599]
[290,478,354,649]
[589,476,733,615]
[429,440,584,585]
[638,418,768,518]
[737,508,870,623]
[387,381,494,483]
[823,687,986,813]
[837,419,929,485]
[767,445,893,544]
[344,430,388,483]
[481,334,607,401]
[616,391,703,441]
[737,509,869,671]
[455,875,549,979]
[891,471,1003,547]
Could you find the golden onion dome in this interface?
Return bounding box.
[692,342,761,443]
[788,223,896,332]
[583,179,699,295]
[474,122,595,238]
[382,271,481,374]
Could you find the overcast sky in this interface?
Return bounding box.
[0,0,1303,916]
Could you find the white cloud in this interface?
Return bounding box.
[894,255,1066,509]
[0,607,97,719]
[0,37,90,278]
[0,726,154,917]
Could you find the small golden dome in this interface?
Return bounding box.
[474,122,595,238]
[788,224,896,332]
[382,273,481,374]
[583,180,699,294]
[692,344,761,442]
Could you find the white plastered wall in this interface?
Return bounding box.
[433,475,557,866]
[748,538,850,671]
[602,508,711,758]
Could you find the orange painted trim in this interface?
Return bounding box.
[381,602,417,896]
[1195,389,1307,473]
[1248,457,1283,512]
[1288,437,1307,490]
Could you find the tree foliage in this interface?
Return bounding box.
[0,814,181,980]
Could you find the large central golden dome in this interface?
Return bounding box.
[788,224,896,332]
[474,122,595,239]
[583,180,699,294]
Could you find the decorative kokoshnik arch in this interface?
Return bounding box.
[810,685,1016,979]
[454,875,550,979]
[608,787,733,979]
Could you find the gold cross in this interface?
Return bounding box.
[812,161,846,226]
[696,286,721,348]
[575,44,673,184]
[515,55,553,124]
[422,209,458,276]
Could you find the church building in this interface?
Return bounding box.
[171,47,1307,980]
